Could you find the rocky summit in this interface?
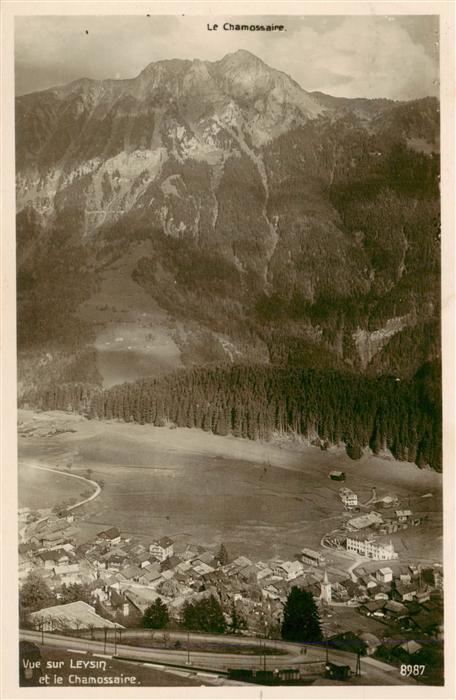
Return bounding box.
[16,50,440,390]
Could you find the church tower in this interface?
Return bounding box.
[320,569,332,604]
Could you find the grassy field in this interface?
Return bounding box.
[18,464,88,510]
[17,410,443,563]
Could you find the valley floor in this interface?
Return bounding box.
[17,410,442,565]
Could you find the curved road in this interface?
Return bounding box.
[19,462,101,512]
[19,629,414,686]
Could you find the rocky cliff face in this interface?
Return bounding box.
[16,50,440,388]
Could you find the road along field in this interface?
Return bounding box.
[20,629,416,686]
[17,410,443,563]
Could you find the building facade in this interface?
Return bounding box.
[346,535,398,560]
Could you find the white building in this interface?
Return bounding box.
[346,535,398,560]
[149,536,174,562]
[395,510,412,523]
[376,566,393,583]
[339,488,358,507]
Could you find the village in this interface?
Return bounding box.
[18,467,443,675]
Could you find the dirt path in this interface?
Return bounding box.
[19,462,101,513]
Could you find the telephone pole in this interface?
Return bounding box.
[355,652,361,676]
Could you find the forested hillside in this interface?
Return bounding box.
[16,52,440,390]
[21,362,442,471]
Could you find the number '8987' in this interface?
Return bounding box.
[400,665,425,676]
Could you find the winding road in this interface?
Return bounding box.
[20,461,101,510]
[19,629,415,686]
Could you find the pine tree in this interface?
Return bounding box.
[142,598,169,629]
[20,572,57,615]
[215,543,229,566]
[281,587,322,643]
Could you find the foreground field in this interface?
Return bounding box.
[18,465,88,510]
[17,410,443,563]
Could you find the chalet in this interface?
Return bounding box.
[376,566,393,583]
[384,600,407,617]
[149,537,174,562]
[262,585,281,601]
[195,551,216,566]
[39,550,70,569]
[399,569,412,584]
[53,564,81,585]
[331,581,349,601]
[175,560,192,574]
[138,568,162,586]
[231,556,253,571]
[347,511,383,530]
[279,560,305,581]
[33,531,68,548]
[268,559,286,575]
[359,575,378,591]
[119,565,142,582]
[301,548,326,568]
[193,562,215,577]
[329,471,345,481]
[360,600,386,616]
[97,528,121,545]
[104,554,127,571]
[328,631,366,655]
[416,588,431,604]
[393,582,417,602]
[346,534,398,560]
[239,564,262,582]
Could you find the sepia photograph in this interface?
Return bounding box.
[2,3,454,696]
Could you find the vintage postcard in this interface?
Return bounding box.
[1,1,454,698]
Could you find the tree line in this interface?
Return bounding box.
[21,361,441,471]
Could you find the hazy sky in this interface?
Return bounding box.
[15,15,439,100]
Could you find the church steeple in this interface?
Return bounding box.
[321,569,332,604]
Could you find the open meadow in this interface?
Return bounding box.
[18,410,443,564]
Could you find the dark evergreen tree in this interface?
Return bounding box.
[182,595,226,633]
[215,543,229,566]
[142,598,169,629]
[20,573,57,616]
[281,587,322,644]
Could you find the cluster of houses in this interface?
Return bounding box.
[324,506,426,562]
[19,506,443,660]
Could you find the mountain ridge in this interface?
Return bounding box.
[15,50,440,392]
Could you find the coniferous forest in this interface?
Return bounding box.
[21,361,442,471]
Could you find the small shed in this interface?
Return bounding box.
[329,471,346,481]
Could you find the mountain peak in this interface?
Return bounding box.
[218,49,265,65]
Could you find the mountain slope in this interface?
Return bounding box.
[15,51,440,390]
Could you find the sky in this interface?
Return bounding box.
[15,15,439,100]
